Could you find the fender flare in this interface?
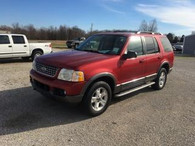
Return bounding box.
[80,72,117,96]
[158,61,170,74]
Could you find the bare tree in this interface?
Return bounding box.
[139,19,158,32]
[139,20,148,31]
[148,19,158,32]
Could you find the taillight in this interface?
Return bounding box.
[49,43,52,48]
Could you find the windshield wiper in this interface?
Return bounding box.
[83,49,101,54]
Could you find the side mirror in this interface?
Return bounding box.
[123,51,137,59]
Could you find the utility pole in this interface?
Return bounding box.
[90,23,93,33]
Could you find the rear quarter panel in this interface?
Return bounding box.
[29,43,52,55]
[156,36,174,68]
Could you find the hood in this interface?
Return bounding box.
[36,50,116,70]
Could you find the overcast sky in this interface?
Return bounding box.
[1,0,194,36]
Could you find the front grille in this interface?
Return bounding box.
[35,62,58,77]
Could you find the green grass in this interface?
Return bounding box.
[29,40,69,49]
[51,41,68,49]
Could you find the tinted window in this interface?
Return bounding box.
[0,35,10,44]
[127,36,143,56]
[12,36,25,44]
[145,37,159,54]
[160,37,173,52]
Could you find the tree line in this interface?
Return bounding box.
[0,22,184,43]
[0,23,86,40]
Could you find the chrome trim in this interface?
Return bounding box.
[116,73,157,87]
[146,73,157,78]
[115,82,155,97]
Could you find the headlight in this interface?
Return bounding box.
[57,68,84,82]
[32,60,36,71]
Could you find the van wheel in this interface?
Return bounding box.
[83,81,112,116]
[152,68,167,90]
[32,50,43,60]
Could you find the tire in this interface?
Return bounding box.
[152,68,167,90]
[82,81,112,116]
[74,44,78,49]
[32,50,43,61]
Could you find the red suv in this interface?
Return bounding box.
[30,31,174,116]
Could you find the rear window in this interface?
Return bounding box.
[160,37,173,52]
[0,35,10,44]
[12,36,25,44]
[145,37,159,54]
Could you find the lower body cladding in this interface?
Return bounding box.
[30,70,85,103]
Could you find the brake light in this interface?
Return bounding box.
[45,43,52,48]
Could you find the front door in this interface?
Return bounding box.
[118,36,146,91]
[0,35,12,58]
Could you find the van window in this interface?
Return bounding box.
[0,35,10,44]
[12,36,25,44]
[160,37,173,52]
[127,36,143,56]
[145,37,159,54]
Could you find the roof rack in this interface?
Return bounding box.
[136,31,163,35]
[101,30,163,35]
[105,30,138,34]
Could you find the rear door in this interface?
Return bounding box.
[0,35,12,58]
[118,36,146,91]
[11,35,29,57]
[143,36,161,78]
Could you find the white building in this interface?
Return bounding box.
[183,33,195,55]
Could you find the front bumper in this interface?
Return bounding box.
[30,70,85,103]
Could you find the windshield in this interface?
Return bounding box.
[75,34,127,55]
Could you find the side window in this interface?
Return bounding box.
[12,36,25,44]
[0,35,10,44]
[127,36,143,56]
[160,37,173,52]
[145,37,159,54]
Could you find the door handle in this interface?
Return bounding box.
[157,56,162,59]
[139,59,144,63]
[8,45,12,48]
[24,45,27,47]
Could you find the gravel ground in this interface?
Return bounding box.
[0,51,195,146]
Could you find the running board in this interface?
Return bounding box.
[115,82,155,97]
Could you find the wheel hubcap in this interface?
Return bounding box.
[91,87,108,112]
[159,72,166,88]
[35,53,41,58]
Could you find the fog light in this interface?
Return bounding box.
[64,91,66,95]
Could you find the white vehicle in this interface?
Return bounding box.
[0,34,52,60]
